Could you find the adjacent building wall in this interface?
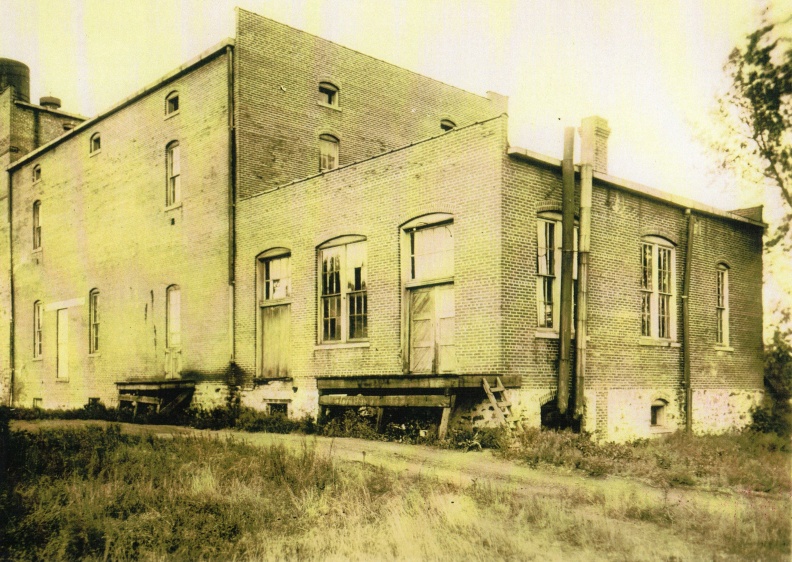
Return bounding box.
[9,52,232,409]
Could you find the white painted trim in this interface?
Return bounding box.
[45,297,84,311]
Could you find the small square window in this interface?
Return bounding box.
[166,91,179,115]
[32,398,42,409]
[32,165,41,183]
[268,402,288,416]
[318,82,339,107]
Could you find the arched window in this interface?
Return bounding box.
[32,164,41,183]
[33,300,42,358]
[90,132,101,154]
[165,90,179,115]
[716,263,730,346]
[318,82,339,107]
[640,236,676,340]
[440,119,456,131]
[32,200,41,250]
[166,141,181,206]
[318,235,367,343]
[319,134,339,172]
[89,289,100,354]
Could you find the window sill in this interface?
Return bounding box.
[32,248,42,254]
[314,341,370,350]
[89,150,101,157]
[715,345,734,352]
[164,202,182,212]
[259,299,292,308]
[32,357,42,362]
[405,276,454,289]
[535,330,559,339]
[316,101,341,112]
[88,353,101,358]
[650,426,674,434]
[56,378,69,383]
[164,110,180,120]
[639,337,680,348]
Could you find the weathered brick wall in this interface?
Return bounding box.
[234,118,507,405]
[503,155,764,438]
[10,53,231,409]
[234,8,504,201]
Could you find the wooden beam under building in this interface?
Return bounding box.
[318,394,452,408]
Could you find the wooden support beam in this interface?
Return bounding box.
[317,374,521,391]
[118,394,162,406]
[318,394,452,408]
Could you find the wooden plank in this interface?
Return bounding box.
[318,394,451,408]
[458,375,521,388]
[438,407,452,440]
[115,381,195,391]
[119,394,162,405]
[317,376,459,391]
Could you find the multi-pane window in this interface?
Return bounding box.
[640,237,676,339]
[261,254,291,300]
[90,132,101,153]
[32,201,41,250]
[33,300,42,358]
[167,141,181,205]
[89,289,99,354]
[536,215,577,330]
[318,82,339,106]
[165,91,179,114]
[319,134,339,172]
[318,237,367,343]
[716,264,729,345]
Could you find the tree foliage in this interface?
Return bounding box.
[752,329,792,436]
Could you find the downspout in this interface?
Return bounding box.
[226,44,237,371]
[683,209,694,433]
[7,170,14,406]
[558,128,575,414]
[575,162,592,419]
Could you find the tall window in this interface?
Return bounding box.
[318,82,339,107]
[403,215,455,374]
[318,236,367,343]
[32,201,41,250]
[165,285,182,379]
[258,249,291,378]
[319,134,339,172]
[165,91,179,114]
[641,237,676,340]
[32,165,41,182]
[89,289,99,354]
[33,301,42,358]
[716,264,729,345]
[90,132,101,153]
[166,141,181,205]
[536,214,577,331]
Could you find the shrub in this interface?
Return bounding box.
[751,329,792,436]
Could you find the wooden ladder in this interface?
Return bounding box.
[482,377,515,431]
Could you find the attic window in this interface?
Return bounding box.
[440,119,456,131]
[318,82,339,107]
[90,132,101,154]
[166,91,179,115]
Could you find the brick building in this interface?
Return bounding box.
[1,9,765,441]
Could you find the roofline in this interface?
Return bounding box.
[13,100,86,121]
[236,7,501,105]
[7,38,234,172]
[507,146,766,228]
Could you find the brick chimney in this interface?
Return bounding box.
[579,116,610,174]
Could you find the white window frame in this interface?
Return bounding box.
[716,264,729,346]
[319,134,339,172]
[317,236,367,344]
[166,141,181,206]
[640,236,677,341]
[33,300,42,359]
[32,200,41,251]
[89,289,99,354]
[536,213,577,334]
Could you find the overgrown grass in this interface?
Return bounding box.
[506,428,792,493]
[1,423,789,561]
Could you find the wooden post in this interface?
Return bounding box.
[438,394,456,440]
[375,407,385,432]
[558,127,575,414]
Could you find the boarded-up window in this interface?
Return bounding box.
[410,222,454,281]
[167,285,181,347]
[258,250,291,378]
[319,134,339,171]
[318,238,367,343]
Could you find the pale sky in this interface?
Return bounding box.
[1,0,781,212]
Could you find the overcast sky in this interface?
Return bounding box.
[0,0,785,212]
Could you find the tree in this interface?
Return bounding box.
[712,19,792,247]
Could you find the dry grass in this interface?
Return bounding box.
[1,425,789,561]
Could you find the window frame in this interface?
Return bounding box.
[166,141,181,206]
[33,300,42,359]
[318,134,339,172]
[32,200,41,251]
[317,235,368,345]
[166,285,181,349]
[32,164,41,183]
[165,90,180,115]
[640,236,677,341]
[89,132,101,154]
[536,212,578,335]
[650,398,668,428]
[440,119,456,132]
[258,249,292,305]
[88,289,100,355]
[318,82,339,107]
[716,263,730,346]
